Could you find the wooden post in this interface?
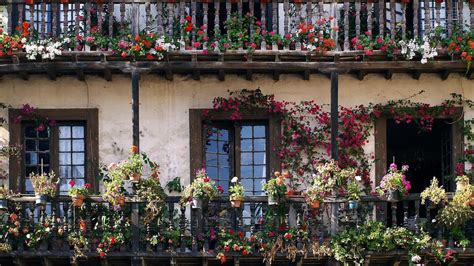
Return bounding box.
[132,71,140,149]
[330,72,338,161]
[131,0,139,36]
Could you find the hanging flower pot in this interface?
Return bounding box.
[386,190,401,202]
[230,199,242,208]
[348,200,359,210]
[35,194,48,205]
[309,199,320,209]
[192,198,203,209]
[72,195,86,207]
[268,195,279,205]
[116,196,126,207]
[0,198,8,211]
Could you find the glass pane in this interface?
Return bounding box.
[59,140,71,152]
[72,153,85,165]
[26,152,38,165]
[254,139,266,151]
[38,140,49,151]
[72,166,85,178]
[59,126,71,138]
[218,129,229,140]
[219,155,229,166]
[59,166,71,178]
[241,139,253,151]
[254,165,266,178]
[25,127,37,138]
[206,153,218,166]
[206,129,218,140]
[218,167,230,180]
[206,140,217,152]
[38,129,49,138]
[59,153,71,165]
[207,167,217,179]
[220,180,229,194]
[254,126,266,138]
[72,140,85,152]
[255,179,264,193]
[26,166,37,176]
[25,140,36,151]
[254,152,266,165]
[218,141,229,153]
[72,126,84,138]
[241,166,253,178]
[241,126,252,139]
[38,153,50,165]
[242,179,253,195]
[241,152,252,165]
[59,179,69,192]
[25,179,33,193]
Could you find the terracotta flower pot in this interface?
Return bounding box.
[116,196,126,207]
[230,199,242,208]
[61,0,70,4]
[72,195,86,207]
[25,0,34,5]
[309,200,320,209]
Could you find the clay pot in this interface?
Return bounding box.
[25,0,34,5]
[116,196,126,207]
[72,195,86,207]
[230,199,242,208]
[61,0,70,4]
[309,200,320,209]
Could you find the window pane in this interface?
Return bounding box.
[254,165,266,178]
[38,153,50,165]
[241,152,253,165]
[206,153,218,166]
[59,126,71,138]
[218,154,229,166]
[254,152,266,165]
[241,126,252,139]
[254,139,266,151]
[241,139,253,151]
[254,126,266,138]
[218,141,229,153]
[59,153,71,165]
[59,140,71,152]
[72,140,85,152]
[25,127,37,138]
[206,140,217,152]
[207,166,218,179]
[241,166,253,178]
[38,140,49,151]
[25,179,33,193]
[72,166,85,178]
[59,166,71,178]
[72,126,84,138]
[26,152,38,165]
[38,129,49,138]
[25,140,36,151]
[72,153,85,165]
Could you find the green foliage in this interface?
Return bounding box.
[166,176,184,193]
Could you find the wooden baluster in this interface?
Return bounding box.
[74,2,80,38]
[145,0,151,32]
[424,0,431,34]
[402,201,409,228]
[457,0,463,30]
[390,0,395,40]
[261,1,266,31]
[367,1,373,35]
[447,0,453,36]
[283,0,289,49]
[238,0,242,17]
[413,0,419,37]
[471,3,474,30]
[355,0,361,38]
[131,201,140,254]
[18,4,24,29]
[378,0,384,37]
[85,201,92,252]
[168,3,174,39]
[179,206,186,252]
[343,1,349,51]
[203,2,208,36]
[272,0,278,35]
[39,0,46,38]
[191,0,196,46]
[178,0,185,50]
[157,0,163,35]
[97,1,103,34]
[6,4,12,34]
[402,1,407,40]
[295,1,302,25]
[29,3,34,34]
[226,0,231,40]
[435,1,441,26]
[51,1,58,37]
[318,0,323,21]
[391,203,397,226]
[306,0,312,24]
[62,4,69,34]
[249,0,254,16]
[86,0,91,36]
[214,0,220,35]
[120,0,126,29]
[108,0,114,39]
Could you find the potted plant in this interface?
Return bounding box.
[0,186,17,211]
[180,169,219,209]
[29,171,59,205]
[455,175,470,192]
[420,177,448,208]
[376,164,411,202]
[229,176,245,208]
[263,172,287,205]
[68,180,92,207]
[304,187,322,209]
[346,181,361,210]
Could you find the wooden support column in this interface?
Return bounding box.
[132,71,140,149]
[131,0,139,36]
[330,72,339,161]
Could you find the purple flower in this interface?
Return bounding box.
[389,163,397,170]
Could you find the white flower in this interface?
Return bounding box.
[432,219,436,223]
[411,255,421,263]
[26,234,31,239]
[355,176,362,182]
[45,227,51,232]
[231,176,239,183]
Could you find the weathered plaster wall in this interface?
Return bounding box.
[0,73,472,188]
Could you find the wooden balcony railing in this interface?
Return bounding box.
[1,193,473,264]
[0,0,472,52]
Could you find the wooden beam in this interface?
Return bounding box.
[330,72,339,161]
[103,68,112,81]
[218,70,225,81]
[164,68,173,81]
[385,69,393,80]
[131,71,140,149]
[273,70,280,81]
[246,69,253,81]
[303,70,310,80]
[412,70,421,80]
[192,54,200,80]
[76,68,85,81]
[46,68,56,80]
[357,70,366,80]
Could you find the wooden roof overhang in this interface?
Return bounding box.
[0,50,469,81]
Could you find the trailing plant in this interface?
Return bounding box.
[68,231,88,263]
[180,169,220,206]
[376,163,411,198]
[166,176,184,193]
[29,171,58,197]
[420,177,448,205]
[136,175,167,224]
[229,176,245,201]
[263,172,287,200]
[95,210,130,258]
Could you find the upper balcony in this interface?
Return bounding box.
[0,0,472,79]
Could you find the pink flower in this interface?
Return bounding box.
[256,21,262,26]
[118,41,128,49]
[217,185,224,193]
[193,42,201,48]
[36,123,45,132]
[84,183,92,189]
[202,49,209,55]
[86,36,94,43]
[69,180,76,187]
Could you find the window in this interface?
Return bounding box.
[190,109,281,196]
[9,109,99,194]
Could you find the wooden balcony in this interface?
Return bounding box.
[0,0,472,79]
[1,193,474,265]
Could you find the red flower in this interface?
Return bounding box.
[224,245,230,252]
[109,236,117,245]
[256,21,262,26]
[186,15,192,22]
[98,243,104,248]
[84,183,92,189]
[284,233,293,240]
[185,23,193,32]
[203,176,210,182]
[146,54,154,60]
[241,249,249,255]
[9,213,17,222]
[197,30,204,35]
[69,180,76,187]
[238,231,244,238]
[217,185,224,193]
[99,251,106,258]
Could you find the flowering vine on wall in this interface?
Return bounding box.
[210,89,473,192]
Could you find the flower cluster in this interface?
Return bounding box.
[29,171,59,197]
[376,163,411,198]
[180,169,220,206]
[24,38,71,60]
[399,36,438,64]
[293,18,336,52]
[262,171,288,200]
[68,180,92,197]
[351,32,398,56]
[229,176,245,201]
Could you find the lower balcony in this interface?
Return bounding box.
[0,194,474,266]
